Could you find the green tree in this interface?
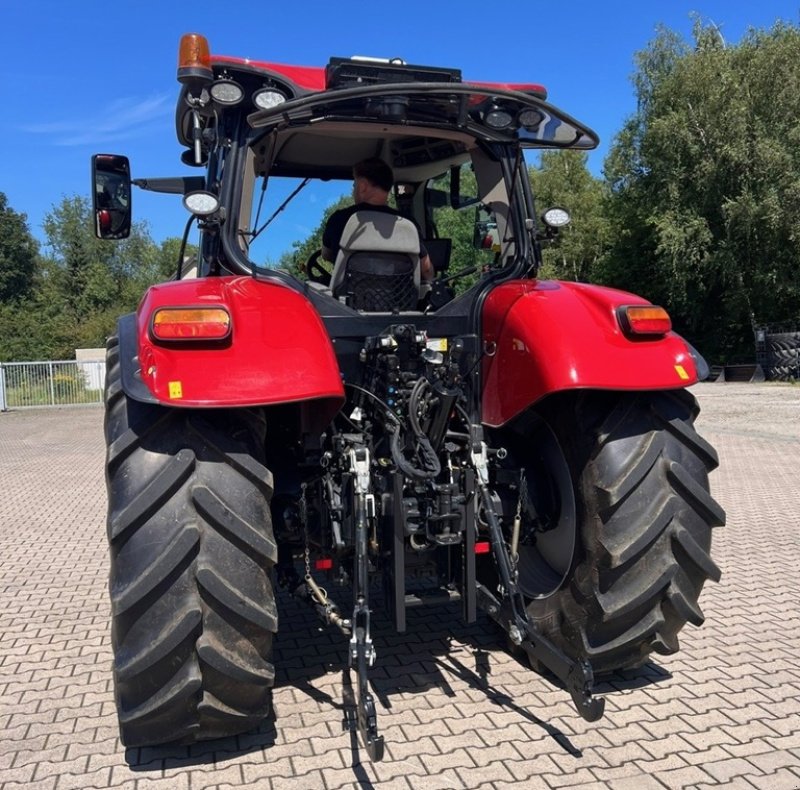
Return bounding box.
[278,194,351,277]
[529,150,609,281]
[153,237,199,283]
[0,192,39,302]
[0,193,201,361]
[601,20,800,362]
[26,196,166,358]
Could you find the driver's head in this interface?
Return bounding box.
[352,158,393,203]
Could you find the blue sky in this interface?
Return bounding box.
[2,0,799,259]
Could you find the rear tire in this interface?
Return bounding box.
[517,389,724,675]
[104,337,277,746]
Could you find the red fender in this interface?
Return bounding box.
[135,276,344,426]
[481,280,699,427]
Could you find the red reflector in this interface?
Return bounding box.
[618,305,672,336]
[151,307,231,341]
[475,541,491,554]
[315,557,333,570]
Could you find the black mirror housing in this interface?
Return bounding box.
[92,154,132,239]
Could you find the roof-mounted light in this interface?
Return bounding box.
[178,33,213,88]
[484,106,514,129]
[253,87,287,110]
[518,108,544,130]
[209,79,244,106]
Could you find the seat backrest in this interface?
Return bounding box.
[331,211,421,310]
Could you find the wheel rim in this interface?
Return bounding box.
[516,419,576,600]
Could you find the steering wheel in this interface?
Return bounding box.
[306,250,332,286]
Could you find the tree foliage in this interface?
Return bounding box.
[0,194,193,361]
[529,151,609,282]
[600,20,800,362]
[0,192,39,303]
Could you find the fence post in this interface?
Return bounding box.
[48,361,56,406]
[0,364,6,412]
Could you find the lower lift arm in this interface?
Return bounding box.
[470,429,605,723]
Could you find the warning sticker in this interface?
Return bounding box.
[168,381,183,399]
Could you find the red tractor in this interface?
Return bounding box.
[94,34,724,760]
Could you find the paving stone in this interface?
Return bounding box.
[767,732,800,750]
[0,778,58,790]
[538,768,598,787]
[722,740,776,760]
[653,764,723,789]
[604,777,668,790]
[746,751,800,774]
[747,768,800,790]
[456,759,516,786]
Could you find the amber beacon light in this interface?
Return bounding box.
[178,33,213,85]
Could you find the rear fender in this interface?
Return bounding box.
[481,280,700,427]
[118,276,344,430]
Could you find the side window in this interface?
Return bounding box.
[427,163,497,292]
[243,175,311,267]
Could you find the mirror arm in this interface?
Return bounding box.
[132,177,207,194]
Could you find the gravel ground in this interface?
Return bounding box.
[692,381,800,440]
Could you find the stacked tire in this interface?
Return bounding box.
[765,331,800,381]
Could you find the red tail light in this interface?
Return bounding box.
[618,305,672,336]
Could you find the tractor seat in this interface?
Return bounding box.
[331,211,421,311]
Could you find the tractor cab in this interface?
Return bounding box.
[94,34,596,318]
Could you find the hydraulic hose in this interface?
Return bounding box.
[390,424,441,480]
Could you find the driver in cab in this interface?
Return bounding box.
[321,158,434,283]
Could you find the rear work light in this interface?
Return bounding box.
[151,307,231,341]
[617,305,672,337]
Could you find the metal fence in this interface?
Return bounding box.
[0,360,106,411]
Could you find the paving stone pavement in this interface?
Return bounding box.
[1,382,799,790]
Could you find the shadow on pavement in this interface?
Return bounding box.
[123,584,673,771]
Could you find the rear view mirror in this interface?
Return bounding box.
[92,154,131,239]
[473,207,500,252]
